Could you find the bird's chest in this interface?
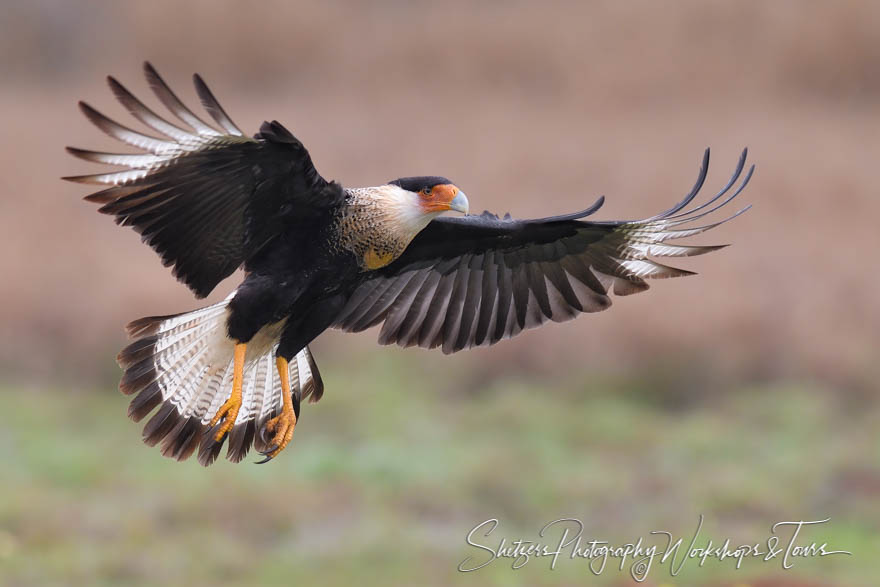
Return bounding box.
[332,206,414,270]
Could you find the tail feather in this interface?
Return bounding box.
[298,346,324,403]
[117,294,323,465]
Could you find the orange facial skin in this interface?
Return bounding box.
[419,183,460,213]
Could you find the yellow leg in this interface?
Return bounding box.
[209,342,247,441]
[258,356,297,461]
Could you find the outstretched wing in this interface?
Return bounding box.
[65,62,342,298]
[334,149,753,354]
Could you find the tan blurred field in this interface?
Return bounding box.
[0,1,878,585]
[2,0,878,387]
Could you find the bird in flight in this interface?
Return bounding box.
[65,63,754,466]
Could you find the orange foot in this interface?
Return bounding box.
[209,342,247,442]
[256,356,298,463]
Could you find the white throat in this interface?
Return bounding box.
[377,184,441,235]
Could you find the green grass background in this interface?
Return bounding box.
[2,354,876,586]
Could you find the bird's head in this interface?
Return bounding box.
[389,176,470,216]
[360,177,470,267]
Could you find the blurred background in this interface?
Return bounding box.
[1,1,878,585]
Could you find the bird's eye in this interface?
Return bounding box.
[421,187,432,196]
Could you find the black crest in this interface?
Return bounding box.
[389,176,453,192]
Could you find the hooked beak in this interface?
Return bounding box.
[449,190,470,215]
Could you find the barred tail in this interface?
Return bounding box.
[116,294,323,466]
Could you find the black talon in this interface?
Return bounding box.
[259,421,273,444]
[255,446,279,464]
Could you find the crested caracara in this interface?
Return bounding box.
[65,63,754,465]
